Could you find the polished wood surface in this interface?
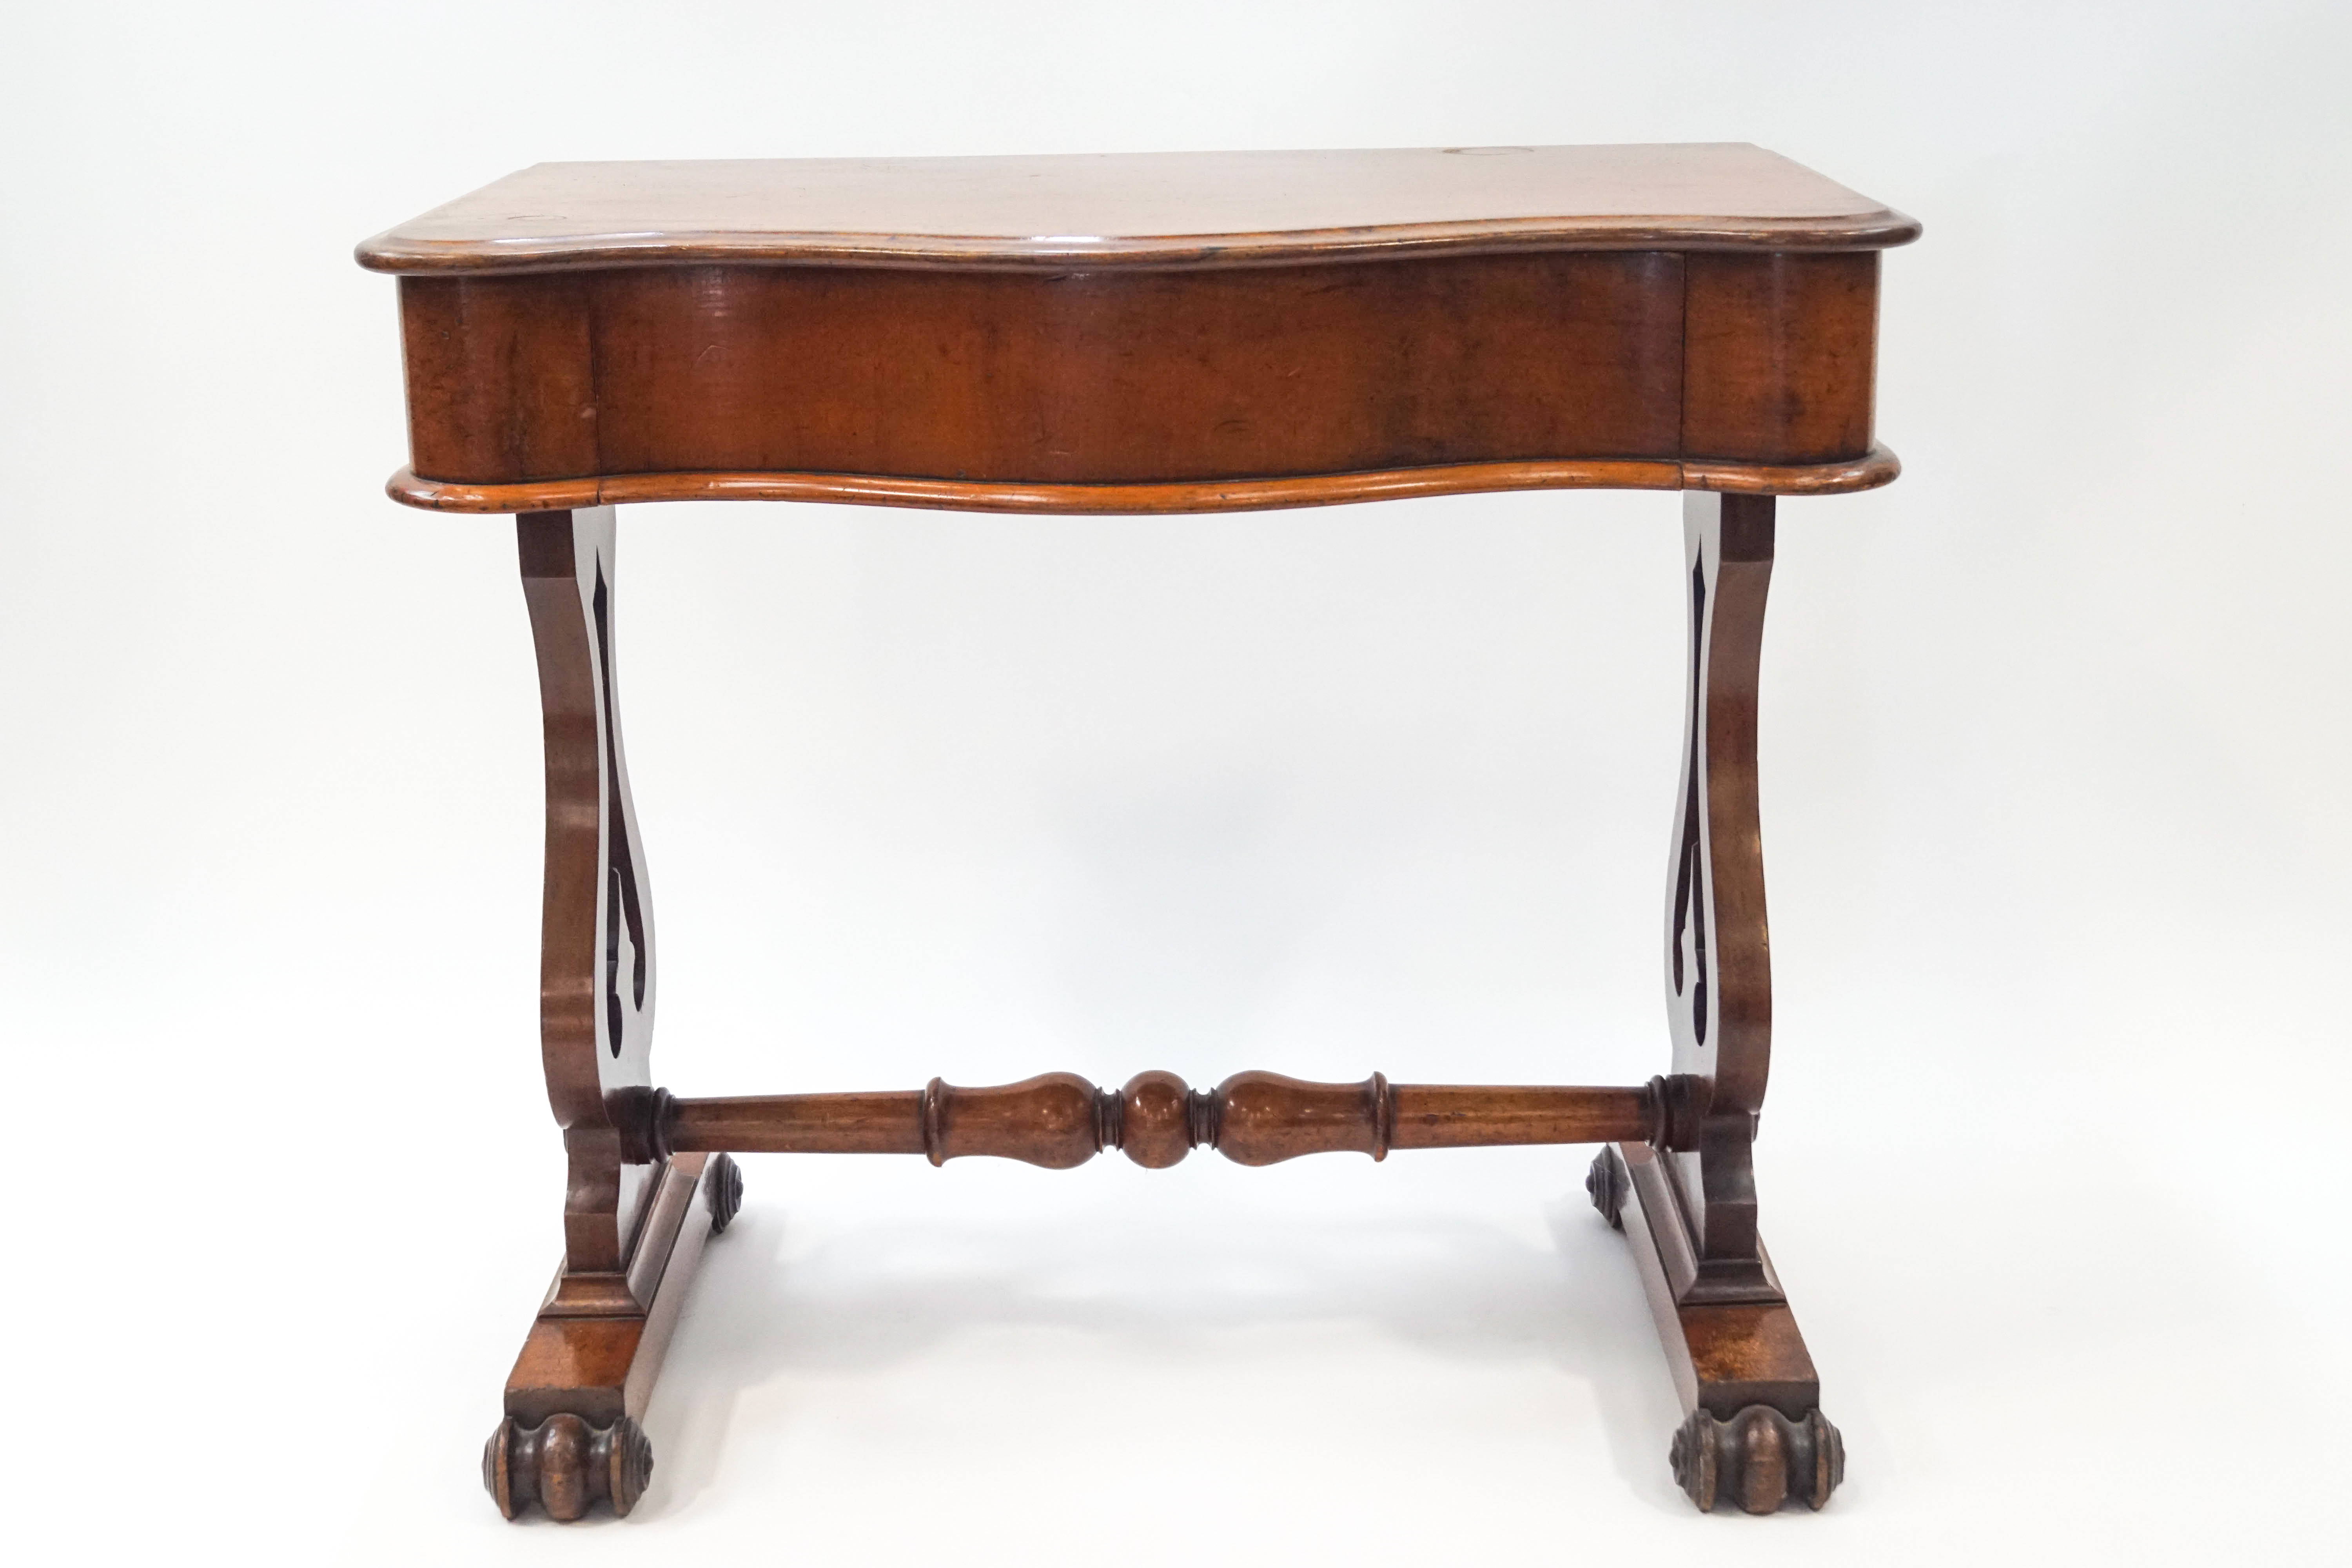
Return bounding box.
[490,509,739,1520]
[356,144,1919,274]
[485,1411,653,1523]
[388,446,1900,515]
[1685,254,1880,463]
[1595,1143,1838,1513]
[1574,490,1844,1512]
[669,1089,927,1156]
[362,138,1913,1518]
[657,1072,1686,1167]
[1388,1082,1681,1151]
[518,507,657,1277]
[1664,492,1778,1295]
[493,1150,740,1520]
[1117,1070,1191,1169]
[397,251,1690,479]
[366,146,1912,515]
[387,250,1886,502]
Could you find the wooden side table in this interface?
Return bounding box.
[358,144,1917,1520]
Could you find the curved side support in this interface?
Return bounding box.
[387,447,1899,516]
[1664,492,1775,1281]
[519,508,658,1274]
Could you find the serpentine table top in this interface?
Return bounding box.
[359,145,1917,515]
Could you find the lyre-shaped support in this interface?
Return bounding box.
[1598,490,1843,1510]
[492,509,736,1519]
[519,508,659,1275]
[1662,490,1776,1295]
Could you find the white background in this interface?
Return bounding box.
[5,2,2347,1561]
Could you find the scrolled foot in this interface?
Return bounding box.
[1585,1146,1627,1231]
[1669,1405,1842,1513]
[705,1151,744,1236]
[483,1412,655,1521]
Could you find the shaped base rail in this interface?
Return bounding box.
[614,1070,1710,1169]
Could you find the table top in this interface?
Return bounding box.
[356,144,1918,275]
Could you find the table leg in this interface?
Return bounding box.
[482,508,740,1521]
[1587,491,1844,1512]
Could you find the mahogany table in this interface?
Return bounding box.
[358,145,1917,1520]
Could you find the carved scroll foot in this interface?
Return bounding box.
[488,1152,729,1521]
[1599,1141,1840,1512]
[484,1412,655,1521]
[1585,1146,1628,1230]
[704,1151,743,1235]
[1670,1405,1843,1513]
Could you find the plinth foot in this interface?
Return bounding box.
[1596,1142,1842,1512]
[486,1151,737,1521]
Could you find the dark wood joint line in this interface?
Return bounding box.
[1644,1073,1710,1152]
[920,1076,947,1168]
[1185,1083,1222,1152]
[608,1085,675,1166]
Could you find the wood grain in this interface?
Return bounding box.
[670,1091,924,1156]
[1116,1070,1192,1169]
[1387,1083,1658,1149]
[370,148,1912,515]
[1598,1142,1843,1512]
[1684,253,1880,463]
[378,148,1911,1516]
[1664,492,1781,1272]
[657,1072,1683,1166]
[356,145,1920,275]
[1604,1142,1820,1416]
[1671,1406,1843,1514]
[505,1153,722,1429]
[493,1150,734,1520]
[386,445,1900,514]
[517,508,657,1274]
[484,1412,653,1522]
[396,252,1691,486]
